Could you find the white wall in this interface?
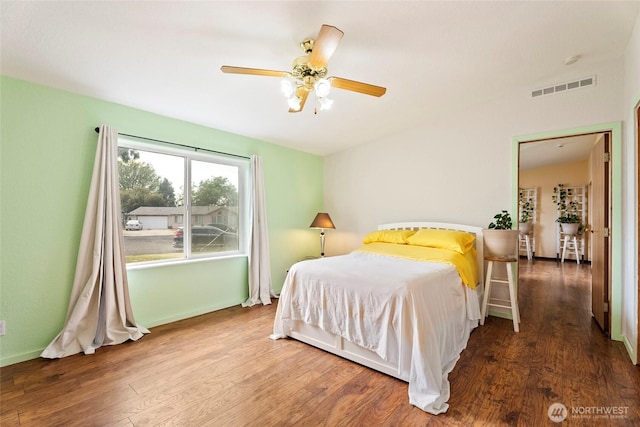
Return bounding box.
[621,9,640,363]
[325,57,624,253]
[324,11,639,361]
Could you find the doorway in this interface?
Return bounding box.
[512,122,623,341]
[518,135,595,263]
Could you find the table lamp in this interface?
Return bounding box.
[309,212,335,257]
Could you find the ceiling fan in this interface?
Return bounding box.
[221,24,386,113]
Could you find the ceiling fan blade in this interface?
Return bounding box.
[308,25,344,69]
[220,65,289,78]
[329,77,387,97]
[289,88,309,113]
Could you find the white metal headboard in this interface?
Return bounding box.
[378,221,485,287]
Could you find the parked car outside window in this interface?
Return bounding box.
[125,220,143,231]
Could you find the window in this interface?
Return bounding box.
[118,139,248,265]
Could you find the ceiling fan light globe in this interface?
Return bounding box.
[287,96,301,111]
[318,96,333,111]
[280,79,295,98]
[315,78,331,97]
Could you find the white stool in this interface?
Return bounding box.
[480,256,520,332]
[561,234,580,264]
[519,233,532,260]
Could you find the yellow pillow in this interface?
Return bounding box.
[362,229,416,245]
[406,228,475,254]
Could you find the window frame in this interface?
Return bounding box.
[118,137,249,267]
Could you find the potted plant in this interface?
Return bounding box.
[484,210,520,258]
[518,191,534,234]
[552,184,581,234]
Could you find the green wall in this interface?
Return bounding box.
[0,76,323,366]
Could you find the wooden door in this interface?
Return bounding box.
[590,133,610,334]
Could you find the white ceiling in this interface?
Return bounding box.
[1,1,638,157]
[519,133,600,170]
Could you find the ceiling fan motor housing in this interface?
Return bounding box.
[292,52,327,91]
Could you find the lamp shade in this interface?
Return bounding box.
[314,78,331,97]
[309,212,335,229]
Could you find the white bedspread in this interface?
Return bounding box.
[271,251,481,414]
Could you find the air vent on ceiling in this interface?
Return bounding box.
[531,76,596,98]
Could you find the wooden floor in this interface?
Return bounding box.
[2,259,639,426]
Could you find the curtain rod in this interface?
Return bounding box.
[94,127,250,160]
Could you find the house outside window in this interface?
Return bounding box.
[118,138,248,265]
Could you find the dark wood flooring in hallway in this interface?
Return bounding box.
[1,259,639,426]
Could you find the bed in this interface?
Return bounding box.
[270,222,485,414]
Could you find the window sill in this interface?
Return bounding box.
[125,253,248,271]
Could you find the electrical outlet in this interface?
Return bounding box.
[0,321,5,336]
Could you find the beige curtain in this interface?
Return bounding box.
[41,125,148,358]
[242,155,274,306]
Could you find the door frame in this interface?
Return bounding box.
[636,103,640,364]
[512,121,623,341]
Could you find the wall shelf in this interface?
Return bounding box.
[519,188,537,259]
[555,185,586,262]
